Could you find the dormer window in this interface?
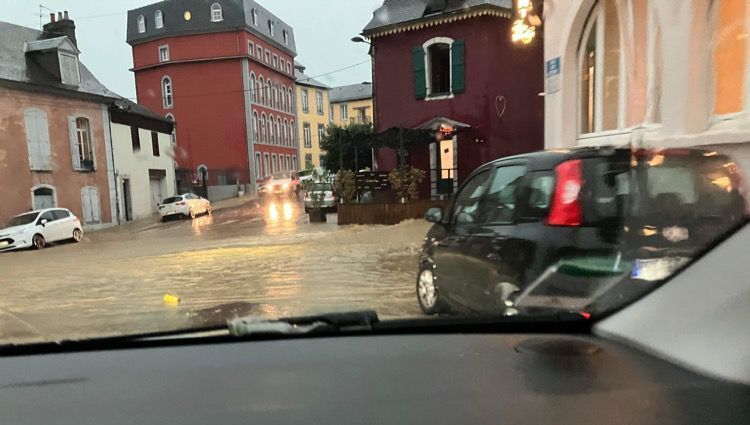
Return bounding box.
[252,8,258,25]
[268,20,275,37]
[137,15,146,33]
[210,3,223,22]
[283,30,288,45]
[59,52,80,85]
[155,10,164,29]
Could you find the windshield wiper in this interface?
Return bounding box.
[227,310,379,337]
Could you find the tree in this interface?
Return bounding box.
[320,124,375,172]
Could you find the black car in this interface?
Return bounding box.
[417,146,747,315]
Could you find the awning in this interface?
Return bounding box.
[414,117,471,131]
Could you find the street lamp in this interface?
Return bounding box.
[351,36,371,45]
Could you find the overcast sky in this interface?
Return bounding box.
[2,0,381,99]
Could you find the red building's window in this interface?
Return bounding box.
[428,43,451,95]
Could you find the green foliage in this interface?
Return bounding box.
[302,169,326,209]
[335,169,357,204]
[320,124,375,172]
[388,166,426,201]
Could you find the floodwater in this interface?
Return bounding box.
[0,198,431,344]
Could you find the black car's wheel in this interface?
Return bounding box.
[72,228,83,243]
[32,234,46,250]
[417,266,445,315]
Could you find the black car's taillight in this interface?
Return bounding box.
[547,159,583,226]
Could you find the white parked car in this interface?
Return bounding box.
[159,194,212,221]
[0,208,83,252]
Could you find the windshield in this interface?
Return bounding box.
[6,212,38,228]
[0,0,748,345]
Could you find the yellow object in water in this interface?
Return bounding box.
[163,294,181,306]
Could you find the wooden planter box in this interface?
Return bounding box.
[337,199,449,225]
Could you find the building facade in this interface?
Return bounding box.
[110,100,177,222]
[0,17,117,229]
[329,83,374,127]
[363,0,544,198]
[127,0,298,199]
[544,0,749,150]
[295,63,330,170]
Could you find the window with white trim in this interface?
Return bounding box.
[252,112,259,141]
[268,20,275,37]
[271,154,278,173]
[252,8,258,25]
[275,117,281,145]
[260,113,267,142]
[70,117,95,171]
[137,15,145,33]
[283,118,289,145]
[255,152,262,179]
[268,114,275,144]
[301,89,309,113]
[24,108,52,171]
[316,91,324,115]
[159,45,169,62]
[265,50,270,64]
[290,119,295,145]
[263,153,270,177]
[210,2,223,22]
[257,45,263,59]
[340,104,348,121]
[166,113,176,144]
[162,76,174,108]
[283,30,289,45]
[303,123,312,148]
[258,76,265,104]
[155,10,164,29]
[317,124,325,144]
[412,37,465,99]
[273,54,278,69]
[250,73,256,102]
[248,41,254,57]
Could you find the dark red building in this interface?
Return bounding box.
[127,0,298,198]
[363,0,544,198]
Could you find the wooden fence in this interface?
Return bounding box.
[337,199,450,225]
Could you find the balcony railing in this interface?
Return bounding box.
[349,116,372,125]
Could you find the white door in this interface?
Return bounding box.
[150,179,163,213]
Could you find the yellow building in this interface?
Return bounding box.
[294,63,330,170]
[329,83,374,127]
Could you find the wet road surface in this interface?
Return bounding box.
[0,197,431,344]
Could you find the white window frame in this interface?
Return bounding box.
[340,104,348,121]
[162,76,174,108]
[276,117,282,146]
[210,2,223,22]
[137,15,146,33]
[75,117,95,169]
[249,72,257,102]
[316,91,324,115]
[290,120,295,145]
[248,41,254,57]
[422,37,455,99]
[252,8,259,26]
[159,45,170,62]
[303,123,312,148]
[301,89,309,113]
[268,20,275,37]
[283,30,289,45]
[263,153,270,177]
[252,112,259,141]
[255,152,262,179]
[257,45,263,59]
[58,52,80,85]
[283,118,289,145]
[273,54,278,69]
[317,124,325,143]
[258,76,265,104]
[155,10,164,29]
[165,113,177,144]
[271,154,278,173]
[265,50,271,64]
[292,155,297,171]
[260,113,267,142]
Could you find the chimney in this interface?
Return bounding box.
[42,11,77,47]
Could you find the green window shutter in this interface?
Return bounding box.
[451,39,465,93]
[412,46,427,99]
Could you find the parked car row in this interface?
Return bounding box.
[416,146,748,315]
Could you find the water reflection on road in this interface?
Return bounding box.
[0,196,429,344]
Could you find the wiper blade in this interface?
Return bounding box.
[227,310,379,337]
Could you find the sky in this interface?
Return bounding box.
[2,0,382,100]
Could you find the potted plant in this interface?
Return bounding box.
[388,166,426,203]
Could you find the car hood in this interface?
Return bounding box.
[0,225,30,237]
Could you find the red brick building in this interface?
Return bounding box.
[0,16,117,228]
[363,0,544,198]
[127,0,298,198]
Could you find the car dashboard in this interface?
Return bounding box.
[1,333,748,425]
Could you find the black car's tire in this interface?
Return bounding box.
[32,234,46,250]
[417,266,446,315]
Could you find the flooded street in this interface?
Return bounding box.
[0,197,431,344]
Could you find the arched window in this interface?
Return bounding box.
[258,76,265,104]
[283,118,289,145]
[422,37,454,96]
[279,85,285,111]
[260,113,267,142]
[31,185,56,210]
[276,117,282,146]
[290,120,295,145]
[272,85,278,109]
[162,76,173,108]
[250,73,257,102]
[265,81,271,106]
[165,113,176,144]
[268,114,275,143]
[577,0,622,134]
[137,15,146,33]
[154,10,164,29]
[197,165,209,186]
[210,2,223,22]
[252,112,259,141]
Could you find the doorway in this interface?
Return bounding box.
[32,186,56,210]
[150,178,163,213]
[430,136,457,198]
[122,178,133,221]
